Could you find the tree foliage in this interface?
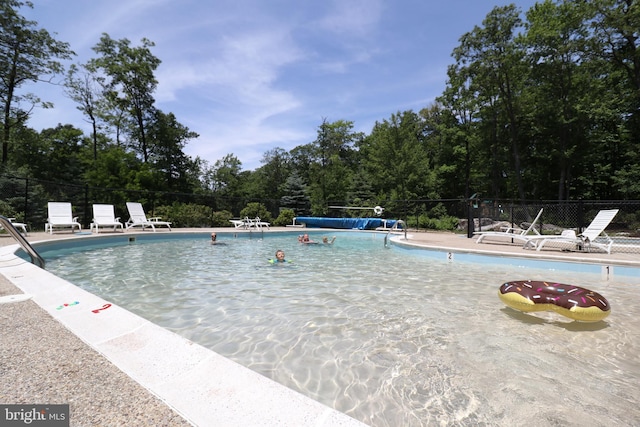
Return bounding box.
[88,34,160,162]
[0,0,73,163]
[4,0,640,224]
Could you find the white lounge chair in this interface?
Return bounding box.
[253,217,270,229]
[0,217,28,235]
[90,204,124,233]
[125,202,171,231]
[45,202,82,234]
[229,216,270,229]
[229,217,251,229]
[531,209,619,254]
[475,208,543,245]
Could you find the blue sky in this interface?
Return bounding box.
[23,0,538,171]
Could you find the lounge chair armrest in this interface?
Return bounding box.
[499,226,521,234]
[149,217,162,222]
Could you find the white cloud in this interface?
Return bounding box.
[21,0,541,171]
[316,0,384,38]
[154,24,305,167]
[152,17,311,168]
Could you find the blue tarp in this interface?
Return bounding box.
[294,217,398,230]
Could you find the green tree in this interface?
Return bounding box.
[436,61,484,199]
[452,5,529,200]
[83,145,144,190]
[288,143,315,185]
[207,154,242,193]
[34,124,86,183]
[587,0,640,198]
[279,170,310,215]
[345,166,376,210]
[146,109,199,192]
[89,34,160,162]
[0,0,73,164]
[589,0,640,135]
[249,147,291,202]
[64,63,105,160]
[203,153,246,213]
[308,119,360,215]
[522,0,597,200]
[9,123,42,173]
[359,111,434,201]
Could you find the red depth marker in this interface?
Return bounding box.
[91,303,112,313]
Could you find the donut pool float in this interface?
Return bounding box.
[498,280,611,322]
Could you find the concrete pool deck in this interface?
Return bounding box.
[1,228,638,426]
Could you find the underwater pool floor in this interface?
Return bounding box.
[1,228,639,426]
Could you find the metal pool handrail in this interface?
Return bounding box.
[0,215,45,268]
[384,219,407,247]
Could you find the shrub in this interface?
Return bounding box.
[274,209,295,226]
[154,203,212,227]
[407,213,459,231]
[213,210,234,227]
[240,202,273,223]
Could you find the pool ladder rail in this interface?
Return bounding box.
[0,215,45,268]
[384,219,407,248]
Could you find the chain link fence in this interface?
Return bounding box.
[0,174,282,230]
[2,174,640,253]
[470,200,640,254]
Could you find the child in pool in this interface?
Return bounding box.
[322,236,336,245]
[270,249,290,264]
[210,232,227,245]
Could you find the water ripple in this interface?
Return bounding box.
[47,234,640,426]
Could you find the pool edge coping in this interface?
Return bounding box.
[1,228,639,426]
[0,233,368,427]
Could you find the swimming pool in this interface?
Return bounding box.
[42,232,640,426]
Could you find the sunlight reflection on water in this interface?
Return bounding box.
[46,233,640,427]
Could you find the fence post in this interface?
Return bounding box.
[24,177,29,226]
[467,199,474,238]
[577,199,584,233]
[84,184,90,227]
[467,194,479,238]
[510,205,515,228]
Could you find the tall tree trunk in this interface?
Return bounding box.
[2,51,19,164]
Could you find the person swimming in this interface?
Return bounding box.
[322,236,336,245]
[269,249,291,264]
[298,234,318,244]
[210,232,227,245]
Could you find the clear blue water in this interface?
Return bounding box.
[43,232,640,427]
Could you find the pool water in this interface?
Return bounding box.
[45,233,640,426]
